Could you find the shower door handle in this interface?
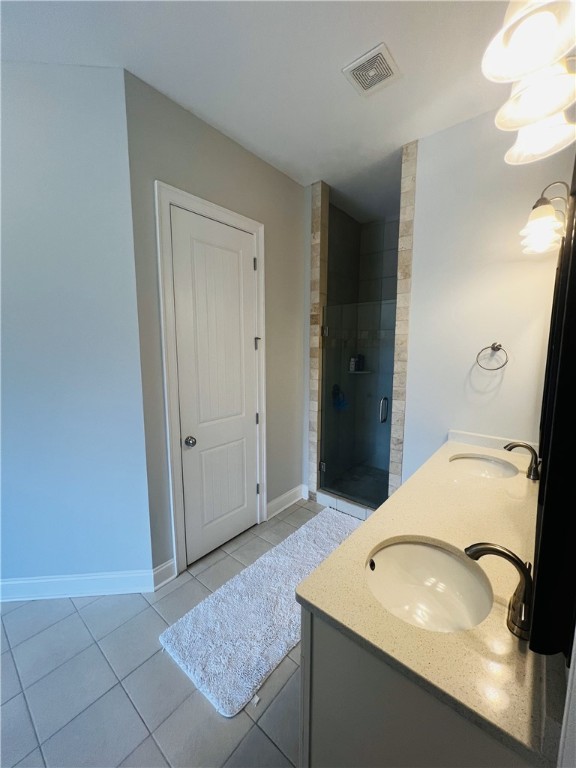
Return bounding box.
[379,397,389,424]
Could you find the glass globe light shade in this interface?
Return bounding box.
[522,237,563,254]
[505,110,576,164]
[495,59,576,130]
[519,202,564,235]
[521,230,562,245]
[482,0,576,83]
[520,202,564,252]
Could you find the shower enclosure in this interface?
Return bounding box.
[320,299,396,508]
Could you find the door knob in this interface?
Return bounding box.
[184,436,197,447]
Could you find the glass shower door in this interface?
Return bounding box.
[320,300,396,509]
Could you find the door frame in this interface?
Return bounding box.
[155,181,267,574]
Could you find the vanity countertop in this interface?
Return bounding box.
[295,439,563,765]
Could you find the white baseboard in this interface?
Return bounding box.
[153,559,177,590]
[266,485,307,519]
[0,568,155,602]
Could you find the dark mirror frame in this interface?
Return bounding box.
[530,153,576,662]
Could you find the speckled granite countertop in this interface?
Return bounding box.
[296,440,563,766]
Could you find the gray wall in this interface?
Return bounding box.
[1,62,152,579]
[123,72,308,568]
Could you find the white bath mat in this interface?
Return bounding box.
[159,507,360,717]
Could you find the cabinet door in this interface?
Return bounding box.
[303,612,532,768]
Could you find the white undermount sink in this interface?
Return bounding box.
[365,536,493,633]
[449,452,519,478]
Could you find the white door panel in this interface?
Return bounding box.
[170,205,259,564]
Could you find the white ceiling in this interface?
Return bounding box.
[1,0,511,221]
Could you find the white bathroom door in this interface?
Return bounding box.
[170,205,260,564]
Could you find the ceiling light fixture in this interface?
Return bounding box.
[482,0,576,83]
[504,108,576,164]
[482,0,576,164]
[495,58,576,130]
[520,181,568,253]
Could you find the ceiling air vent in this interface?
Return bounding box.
[342,43,400,96]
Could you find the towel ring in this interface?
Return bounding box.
[476,343,508,371]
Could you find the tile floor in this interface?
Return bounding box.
[1,499,325,768]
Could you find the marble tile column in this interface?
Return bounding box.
[388,141,418,494]
[308,181,329,500]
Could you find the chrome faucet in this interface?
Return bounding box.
[465,542,533,640]
[503,441,540,481]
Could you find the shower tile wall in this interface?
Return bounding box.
[327,206,360,305]
[353,303,396,472]
[355,220,398,474]
[359,220,399,303]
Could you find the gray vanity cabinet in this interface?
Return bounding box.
[299,608,537,768]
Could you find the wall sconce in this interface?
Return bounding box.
[482,0,576,164]
[520,180,569,253]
